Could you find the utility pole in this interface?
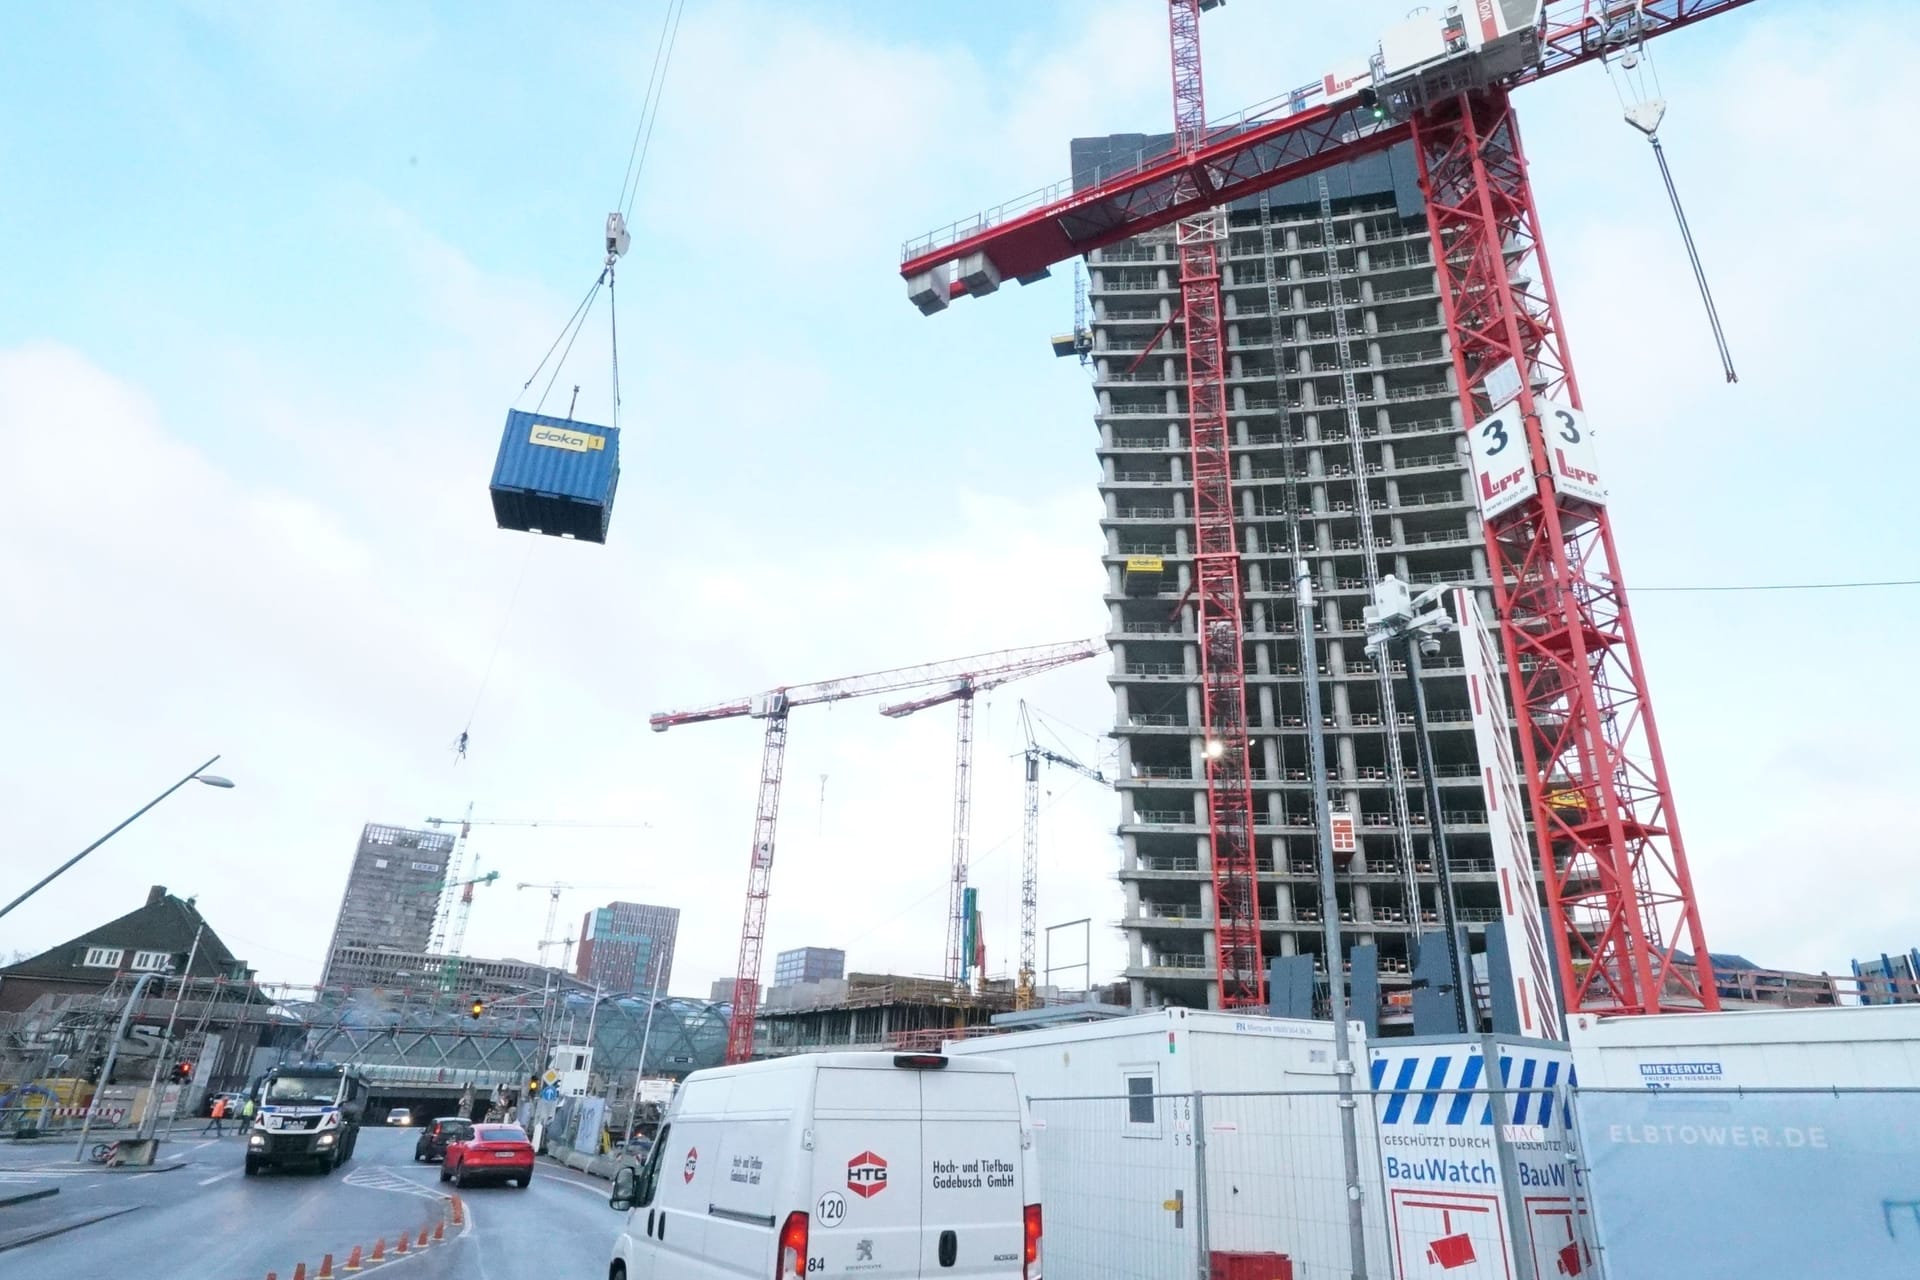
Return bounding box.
[1299,566,1371,1280]
[144,919,206,1139]
[1365,576,1472,1035]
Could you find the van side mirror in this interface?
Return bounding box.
[609,1165,638,1211]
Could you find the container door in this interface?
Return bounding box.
[920,1070,1027,1279]
[812,1067,922,1279]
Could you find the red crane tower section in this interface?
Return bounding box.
[899,0,1757,1017]
[650,639,1103,1063]
[1166,0,1264,1008]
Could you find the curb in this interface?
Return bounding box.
[0,1159,189,1176]
[0,1186,57,1209]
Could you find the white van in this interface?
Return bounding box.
[607,1051,1041,1280]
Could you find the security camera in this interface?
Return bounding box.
[1419,634,1442,659]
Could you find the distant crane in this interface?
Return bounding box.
[516,882,580,972]
[651,638,1103,1064]
[1015,701,1108,1010]
[880,650,1103,984]
[401,865,500,961]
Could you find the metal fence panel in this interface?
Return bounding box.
[1201,1090,1391,1278]
[1030,1093,1201,1280]
[1576,1087,1920,1280]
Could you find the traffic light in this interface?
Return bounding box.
[173,1061,194,1084]
[526,1077,540,1100]
[1357,87,1386,122]
[469,997,485,1020]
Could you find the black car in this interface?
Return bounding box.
[413,1116,474,1163]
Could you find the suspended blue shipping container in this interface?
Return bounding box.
[489,410,620,544]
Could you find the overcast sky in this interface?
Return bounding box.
[2,1,1913,996]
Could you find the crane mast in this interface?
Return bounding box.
[1164,0,1265,1009]
[898,0,1755,1018]
[653,638,1102,1063]
[880,649,1103,985]
[1016,702,1108,1010]
[1412,88,1714,1011]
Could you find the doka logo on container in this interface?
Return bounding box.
[847,1151,888,1198]
[529,423,606,453]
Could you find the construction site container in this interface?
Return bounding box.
[1566,1003,1920,1089]
[1369,1035,1589,1280]
[944,1009,1385,1280]
[489,409,620,543]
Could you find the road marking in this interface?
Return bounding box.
[191,1140,217,1151]
[539,1170,607,1195]
[197,1170,237,1186]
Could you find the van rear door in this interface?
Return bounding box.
[920,1063,1027,1279]
[811,1064,922,1278]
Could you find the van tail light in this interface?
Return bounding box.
[778,1210,809,1279]
[1023,1203,1043,1279]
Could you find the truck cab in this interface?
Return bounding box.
[245,1061,366,1176]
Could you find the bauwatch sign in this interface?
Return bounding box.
[846,1151,888,1198]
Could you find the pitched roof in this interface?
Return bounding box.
[1,885,250,983]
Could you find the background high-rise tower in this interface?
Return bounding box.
[577,900,680,995]
[1092,138,1500,1021]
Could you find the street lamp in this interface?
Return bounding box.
[1295,565,1371,1280]
[1363,576,1473,1036]
[0,756,235,922]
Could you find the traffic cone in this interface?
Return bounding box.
[369,1240,385,1263]
[433,1221,445,1242]
[293,1266,307,1280]
[395,1232,409,1255]
[417,1227,430,1247]
[266,1273,277,1280]
[450,1196,464,1224]
[318,1255,334,1279]
[344,1246,363,1273]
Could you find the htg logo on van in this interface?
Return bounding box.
[846,1151,888,1198]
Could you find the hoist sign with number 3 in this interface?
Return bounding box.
[1468,397,1605,518]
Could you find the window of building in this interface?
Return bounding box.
[1125,1072,1157,1131]
[81,947,124,969]
[130,951,174,972]
[373,858,388,869]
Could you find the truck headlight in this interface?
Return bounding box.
[249,1134,266,1147]
[317,1133,336,1146]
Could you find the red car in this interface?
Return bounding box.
[440,1123,535,1189]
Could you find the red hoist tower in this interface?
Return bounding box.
[651,639,1101,1063]
[901,0,1757,1018]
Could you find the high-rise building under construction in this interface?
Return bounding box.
[1088,137,1502,1019]
[320,823,456,988]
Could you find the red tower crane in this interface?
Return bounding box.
[878,644,1103,984]
[899,0,1756,1017]
[650,638,1103,1063]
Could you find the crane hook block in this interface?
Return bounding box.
[605,212,631,259]
[489,409,621,544]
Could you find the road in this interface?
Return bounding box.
[0,1125,623,1280]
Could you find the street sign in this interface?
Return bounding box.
[670,1055,692,1066]
[540,1085,559,1101]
